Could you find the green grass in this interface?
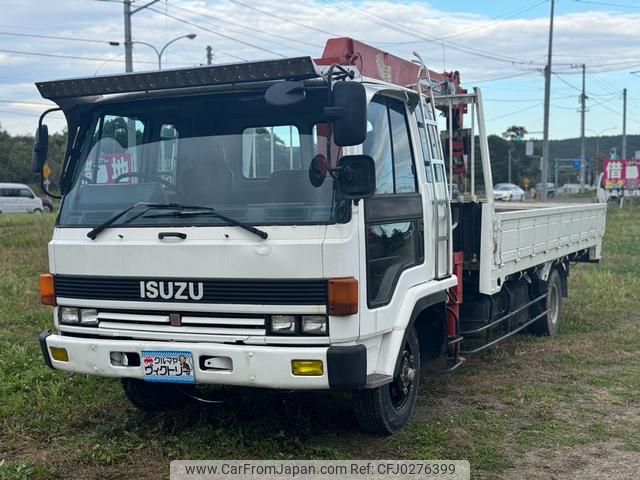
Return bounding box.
[1,207,640,479]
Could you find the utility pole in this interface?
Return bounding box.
[123,0,161,73]
[541,0,555,201]
[124,0,133,72]
[579,63,587,189]
[622,87,627,159]
[508,148,512,183]
[206,46,213,65]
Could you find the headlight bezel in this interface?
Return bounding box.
[268,314,329,336]
[59,306,79,324]
[300,315,328,335]
[58,307,99,326]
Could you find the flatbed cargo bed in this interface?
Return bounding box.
[478,201,607,294]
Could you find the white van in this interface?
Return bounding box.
[0,183,44,214]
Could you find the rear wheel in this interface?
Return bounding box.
[530,269,562,336]
[352,327,420,434]
[121,378,189,411]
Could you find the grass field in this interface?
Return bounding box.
[1,207,639,480]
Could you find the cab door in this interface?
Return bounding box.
[359,94,426,338]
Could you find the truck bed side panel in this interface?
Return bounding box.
[479,203,606,294]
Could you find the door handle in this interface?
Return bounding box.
[158,232,187,240]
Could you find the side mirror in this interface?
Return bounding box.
[32,124,49,173]
[337,154,376,199]
[327,82,367,147]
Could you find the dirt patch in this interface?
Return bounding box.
[501,440,640,480]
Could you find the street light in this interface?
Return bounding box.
[587,127,616,184]
[133,33,197,70]
[587,127,616,159]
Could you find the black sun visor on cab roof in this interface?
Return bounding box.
[36,57,320,101]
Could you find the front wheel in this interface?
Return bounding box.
[530,269,562,336]
[121,378,189,411]
[352,327,420,434]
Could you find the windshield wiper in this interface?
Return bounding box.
[145,207,269,240]
[87,202,267,241]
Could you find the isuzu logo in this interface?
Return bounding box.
[139,281,204,301]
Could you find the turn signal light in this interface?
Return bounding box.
[39,274,56,306]
[50,347,69,362]
[291,360,324,376]
[327,277,358,316]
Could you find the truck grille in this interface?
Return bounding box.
[55,275,327,305]
[96,310,266,337]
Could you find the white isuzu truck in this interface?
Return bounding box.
[34,38,606,434]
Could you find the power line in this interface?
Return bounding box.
[0,47,137,64]
[323,0,542,66]
[229,0,338,37]
[552,72,582,92]
[379,0,547,44]
[166,3,323,51]
[0,30,119,45]
[468,71,537,84]
[487,102,544,122]
[147,6,276,60]
[573,0,640,9]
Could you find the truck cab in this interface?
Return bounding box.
[34,39,606,434]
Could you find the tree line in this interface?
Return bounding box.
[1,122,638,188]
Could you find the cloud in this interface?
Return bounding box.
[0,0,638,137]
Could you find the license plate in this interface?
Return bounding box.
[141,350,195,384]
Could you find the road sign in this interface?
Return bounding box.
[42,163,52,179]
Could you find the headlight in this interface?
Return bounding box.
[270,315,297,335]
[59,306,79,324]
[79,308,99,326]
[301,315,328,335]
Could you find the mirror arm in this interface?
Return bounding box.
[38,107,61,128]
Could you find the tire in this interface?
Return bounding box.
[32,208,43,214]
[352,327,420,434]
[121,378,189,411]
[530,269,562,336]
[509,194,513,202]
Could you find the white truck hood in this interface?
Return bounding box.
[49,225,328,279]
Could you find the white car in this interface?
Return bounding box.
[0,183,44,214]
[493,183,525,201]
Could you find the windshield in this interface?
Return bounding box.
[59,88,348,228]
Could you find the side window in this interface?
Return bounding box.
[364,96,416,194]
[388,100,417,193]
[363,100,393,194]
[19,188,34,198]
[242,125,302,178]
[366,222,419,307]
[427,124,442,160]
[415,110,430,162]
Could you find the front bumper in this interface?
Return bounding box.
[40,331,366,390]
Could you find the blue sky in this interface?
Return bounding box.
[1,0,639,142]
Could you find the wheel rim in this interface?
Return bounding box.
[548,283,560,325]
[390,344,416,410]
